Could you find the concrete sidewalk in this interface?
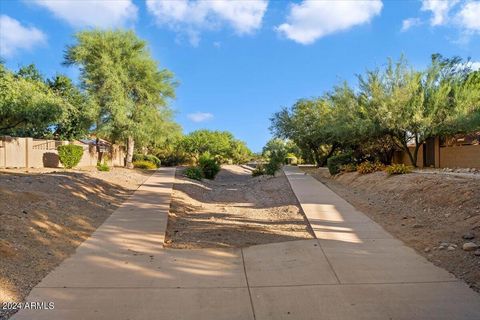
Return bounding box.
[13,166,480,320]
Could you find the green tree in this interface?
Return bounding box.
[271,98,338,166]
[0,63,63,137]
[47,75,98,140]
[64,30,176,168]
[180,129,251,164]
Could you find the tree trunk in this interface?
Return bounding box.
[403,143,416,167]
[126,136,134,169]
[320,144,337,166]
[312,149,322,167]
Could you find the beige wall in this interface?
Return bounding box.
[440,145,480,169]
[0,137,125,168]
[394,143,480,169]
[393,146,424,167]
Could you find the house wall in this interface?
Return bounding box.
[439,145,480,169]
[0,137,125,169]
[394,141,480,169]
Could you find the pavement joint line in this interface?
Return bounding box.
[33,278,463,290]
[248,279,463,288]
[315,229,341,284]
[241,248,257,320]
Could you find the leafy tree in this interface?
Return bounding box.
[180,129,251,164]
[363,55,479,166]
[64,30,176,168]
[0,63,63,137]
[271,98,338,166]
[47,75,98,140]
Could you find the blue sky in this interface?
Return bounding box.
[1,0,479,152]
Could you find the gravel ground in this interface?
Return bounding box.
[0,167,153,319]
[165,165,314,248]
[301,167,480,293]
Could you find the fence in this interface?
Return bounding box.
[0,137,125,169]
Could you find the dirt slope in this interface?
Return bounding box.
[0,168,152,319]
[165,165,314,248]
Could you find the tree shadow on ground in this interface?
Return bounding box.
[0,168,152,319]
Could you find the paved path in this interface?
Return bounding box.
[14,167,480,320]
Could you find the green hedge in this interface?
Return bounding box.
[199,154,220,180]
[133,153,161,168]
[183,166,203,180]
[327,152,353,175]
[58,145,84,169]
[133,160,157,170]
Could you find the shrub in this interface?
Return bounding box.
[386,163,413,175]
[133,160,157,170]
[97,162,110,172]
[183,166,203,181]
[340,163,357,172]
[198,154,221,180]
[265,160,281,176]
[357,161,385,174]
[252,165,266,177]
[133,153,161,168]
[157,151,189,167]
[327,152,353,175]
[57,144,84,169]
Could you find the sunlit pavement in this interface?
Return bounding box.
[13,167,480,320]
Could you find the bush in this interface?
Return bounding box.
[198,154,221,180]
[327,152,353,175]
[133,160,157,170]
[386,163,412,175]
[58,144,84,169]
[133,153,161,168]
[357,161,385,174]
[97,162,110,172]
[252,164,266,177]
[340,163,357,172]
[157,151,190,167]
[183,166,203,181]
[265,160,281,176]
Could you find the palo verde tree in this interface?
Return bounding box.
[365,55,480,167]
[64,30,176,168]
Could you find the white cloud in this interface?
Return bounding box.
[31,0,137,28]
[0,15,46,57]
[187,112,214,122]
[470,61,480,71]
[401,17,422,32]
[146,0,268,45]
[276,0,383,45]
[456,1,480,33]
[421,0,459,26]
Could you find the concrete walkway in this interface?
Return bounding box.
[14,167,480,320]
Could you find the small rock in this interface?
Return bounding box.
[440,242,449,247]
[462,232,475,240]
[412,224,423,229]
[462,242,479,251]
[447,246,455,251]
[424,247,431,253]
[474,250,480,256]
[22,210,28,214]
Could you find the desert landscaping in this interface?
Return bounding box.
[301,166,480,292]
[2,2,480,318]
[165,165,314,248]
[0,168,152,319]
